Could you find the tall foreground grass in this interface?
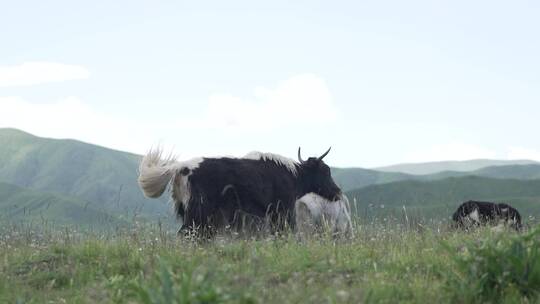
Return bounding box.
[1,221,539,303]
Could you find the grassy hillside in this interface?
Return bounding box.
[0,128,169,219]
[375,159,537,175]
[471,164,540,179]
[331,167,414,192]
[0,182,124,227]
[421,164,540,181]
[346,176,540,220]
[334,164,540,192]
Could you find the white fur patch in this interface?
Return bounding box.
[501,208,508,213]
[171,157,203,212]
[467,209,480,223]
[244,151,298,176]
[295,192,353,237]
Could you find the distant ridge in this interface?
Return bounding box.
[333,163,540,192]
[331,167,413,192]
[374,159,538,175]
[0,128,139,156]
[0,128,37,137]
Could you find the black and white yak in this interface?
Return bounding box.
[138,147,345,236]
[452,200,522,230]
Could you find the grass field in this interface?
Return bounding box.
[1,219,540,304]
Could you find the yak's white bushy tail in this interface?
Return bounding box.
[138,148,180,198]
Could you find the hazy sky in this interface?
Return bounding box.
[1,0,539,167]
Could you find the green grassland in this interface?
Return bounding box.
[1,223,539,303]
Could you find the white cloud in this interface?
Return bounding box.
[405,141,498,163]
[203,74,338,131]
[0,74,339,159]
[507,147,540,161]
[0,96,152,153]
[0,96,97,137]
[0,62,89,87]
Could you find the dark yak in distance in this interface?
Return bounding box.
[138,147,342,236]
[452,200,522,230]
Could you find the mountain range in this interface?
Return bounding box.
[374,159,538,175]
[333,163,540,192]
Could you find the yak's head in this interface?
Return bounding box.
[297,147,342,201]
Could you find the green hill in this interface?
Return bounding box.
[374,159,538,175]
[0,182,124,226]
[345,176,540,220]
[331,167,414,192]
[0,128,170,220]
[468,164,540,180]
